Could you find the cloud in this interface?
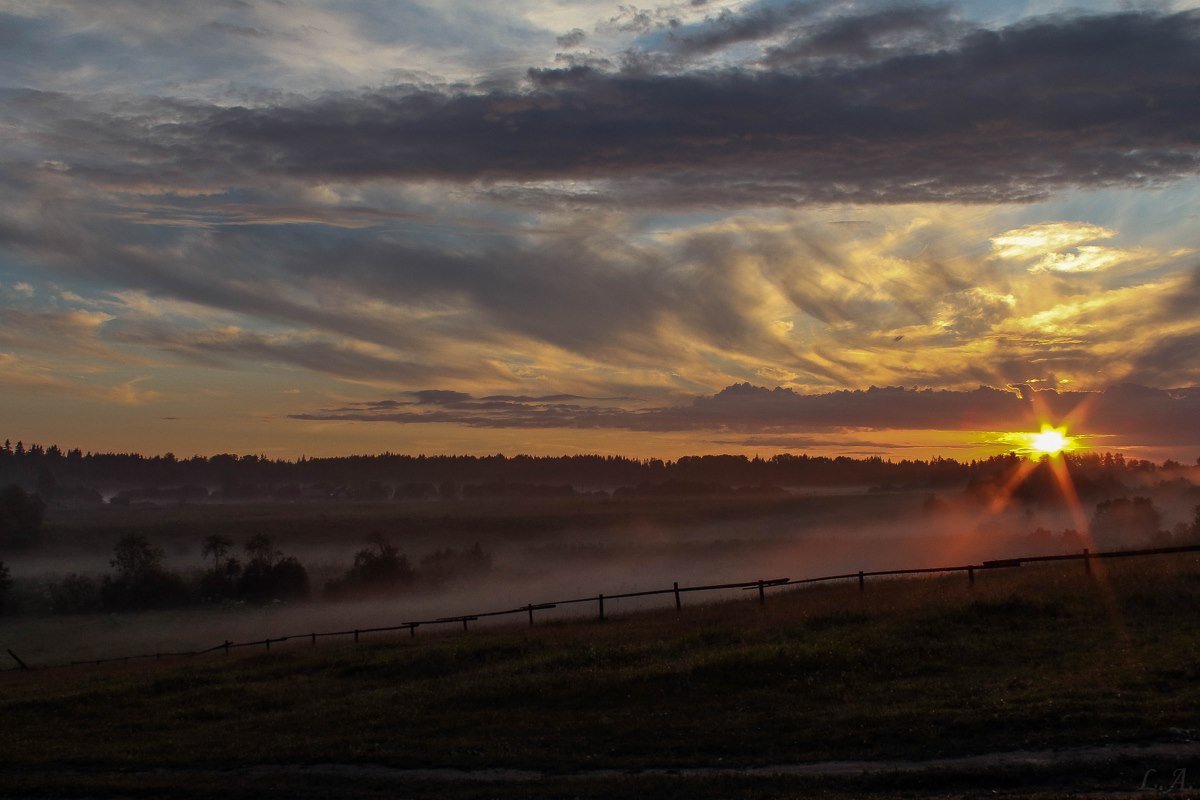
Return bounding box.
[3,5,1200,416]
[990,221,1152,273]
[103,320,494,386]
[1121,309,1200,387]
[1028,246,1145,274]
[556,28,586,48]
[0,1,550,97]
[290,381,1200,446]
[2,168,1193,397]
[763,3,964,65]
[6,9,1200,208]
[710,435,937,450]
[663,0,835,59]
[0,353,160,405]
[991,222,1116,260]
[934,288,1016,337]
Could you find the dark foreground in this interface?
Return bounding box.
[2,555,1199,798]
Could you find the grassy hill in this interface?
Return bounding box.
[2,553,1199,798]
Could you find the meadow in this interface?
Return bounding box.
[2,552,1198,798]
[2,490,988,663]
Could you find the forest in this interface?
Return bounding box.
[0,438,1191,504]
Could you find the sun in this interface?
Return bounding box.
[1028,424,1073,455]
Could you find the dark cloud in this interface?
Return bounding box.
[1124,331,1200,386]
[711,435,938,450]
[0,169,841,374]
[411,389,474,405]
[1119,266,1200,386]
[764,3,963,65]
[103,319,489,384]
[606,5,657,35]
[291,394,642,430]
[21,9,1192,208]
[4,4,1200,411]
[290,381,1200,445]
[482,393,588,402]
[556,28,586,48]
[665,0,833,58]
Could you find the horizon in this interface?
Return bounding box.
[6,379,1200,463]
[2,431,1196,469]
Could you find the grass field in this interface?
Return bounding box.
[3,553,1199,798]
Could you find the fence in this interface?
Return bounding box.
[7,542,1200,673]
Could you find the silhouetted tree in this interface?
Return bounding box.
[196,534,240,601]
[419,542,493,587]
[1179,505,1200,544]
[1092,496,1163,549]
[101,534,188,611]
[110,534,163,576]
[326,532,415,600]
[201,535,233,570]
[0,484,45,545]
[237,535,308,603]
[243,534,280,569]
[49,573,101,614]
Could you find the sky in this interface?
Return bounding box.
[2,0,1200,461]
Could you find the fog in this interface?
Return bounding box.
[7,481,1190,667]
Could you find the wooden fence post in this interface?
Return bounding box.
[598,594,605,621]
[758,580,766,605]
[858,571,865,592]
[674,581,682,611]
[311,632,316,646]
[968,566,975,587]
[462,618,469,632]
[265,638,270,651]
[527,604,535,627]
[409,624,416,638]
[223,640,231,655]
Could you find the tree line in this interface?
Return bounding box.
[2,438,1193,503]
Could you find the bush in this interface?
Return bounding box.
[196,557,242,602]
[100,534,189,611]
[419,542,493,587]
[236,535,309,603]
[326,533,415,600]
[49,573,102,614]
[1092,496,1163,549]
[195,534,242,601]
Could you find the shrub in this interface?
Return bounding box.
[100,534,189,611]
[419,542,493,587]
[49,573,102,614]
[236,535,309,603]
[326,533,415,600]
[1092,496,1163,549]
[196,557,242,602]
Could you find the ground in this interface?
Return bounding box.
[2,552,1198,798]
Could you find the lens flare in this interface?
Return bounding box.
[1029,424,1072,455]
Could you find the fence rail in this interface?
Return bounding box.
[6,542,1200,673]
